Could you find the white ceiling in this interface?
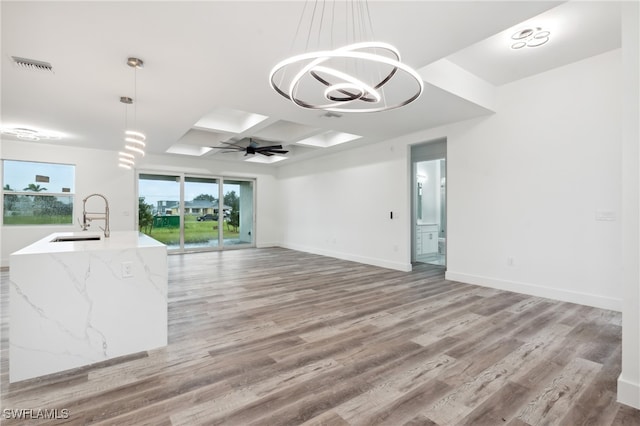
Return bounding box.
[0,1,622,166]
[446,1,621,86]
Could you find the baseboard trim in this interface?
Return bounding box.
[256,242,280,249]
[445,271,622,312]
[617,375,640,409]
[280,243,412,272]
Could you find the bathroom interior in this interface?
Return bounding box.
[413,140,446,267]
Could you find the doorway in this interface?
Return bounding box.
[411,139,447,267]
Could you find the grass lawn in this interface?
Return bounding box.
[3,215,73,225]
[143,215,239,245]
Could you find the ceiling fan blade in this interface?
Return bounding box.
[211,146,243,150]
[221,141,246,149]
[254,144,283,150]
[260,151,275,156]
[267,149,289,154]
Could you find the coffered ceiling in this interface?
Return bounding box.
[0,1,622,165]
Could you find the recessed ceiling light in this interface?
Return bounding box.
[245,155,288,164]
[296,131,361,148]
[1,127,63,141]
[511,27,550,49]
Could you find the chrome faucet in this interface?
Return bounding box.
[82,193,110,238]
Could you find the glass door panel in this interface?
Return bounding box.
[184,176,219,249]
[138,173,181,250]
[222,179,254,247]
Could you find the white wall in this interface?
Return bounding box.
[278,48,623,311]
[618,0,640,409]
[278,142,411,271]
[446,49,623,311]
[0,142,280,266]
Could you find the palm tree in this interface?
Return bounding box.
[23,183,47,192]
[3,184,18,210]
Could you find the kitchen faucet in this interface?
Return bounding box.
[81,193,110,238]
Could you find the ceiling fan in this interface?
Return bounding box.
[211,138,289,157]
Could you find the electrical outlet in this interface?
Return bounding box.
[507,257,515,267]
[122,261,133,278]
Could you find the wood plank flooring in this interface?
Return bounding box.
[1,247,639,425]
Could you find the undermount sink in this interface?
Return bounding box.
[51,235,101,242]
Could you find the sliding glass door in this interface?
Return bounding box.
[184,176,219,249]
[222,179,254,248]
[138,173,181,250]
[138,172,254,252]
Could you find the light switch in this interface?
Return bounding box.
[595,211,616,221]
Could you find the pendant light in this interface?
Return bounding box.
[269,0,423,113]
[125,57,146,155]
[118,57,146,170]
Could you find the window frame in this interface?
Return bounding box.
[2,159,76,226]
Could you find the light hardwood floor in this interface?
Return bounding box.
[1,248,639,425]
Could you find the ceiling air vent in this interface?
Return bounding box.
[11,56,53,73]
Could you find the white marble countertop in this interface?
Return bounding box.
[10,230,168,382]
[11,231,164,256]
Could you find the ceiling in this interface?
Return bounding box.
[0,1,622,166]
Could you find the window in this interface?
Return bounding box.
[2,160,75,225]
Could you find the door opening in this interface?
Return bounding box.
[411,139,446,267]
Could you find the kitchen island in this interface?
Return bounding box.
[9,231,167,382]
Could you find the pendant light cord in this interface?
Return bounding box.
[133,66,138,128]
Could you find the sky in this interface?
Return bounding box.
[138,177,240,208]
[3,160,74,193]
